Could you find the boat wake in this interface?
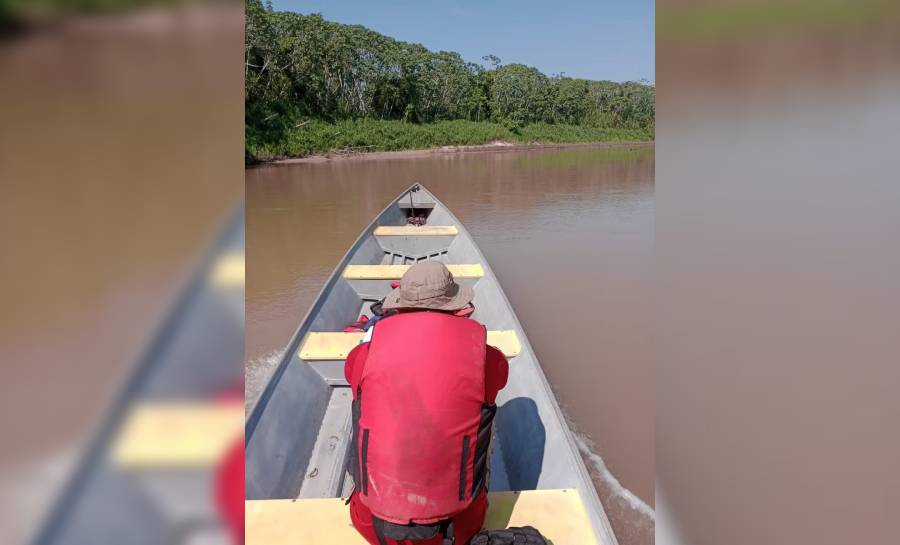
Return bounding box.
[245,349,285,410]
[574,432,655,519]
[570,428,655,545]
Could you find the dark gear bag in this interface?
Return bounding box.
[372,516,455,545]
[468,526,549,545]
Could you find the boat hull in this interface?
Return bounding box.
[245,186,618,545]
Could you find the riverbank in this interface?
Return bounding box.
[265,140,654,165]
[246,119,653,163]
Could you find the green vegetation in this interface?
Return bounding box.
[245,1,654,161]
[247,118,651,160]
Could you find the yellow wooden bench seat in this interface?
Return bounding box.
[111,402,243,468]
[299,330,521,360]
[246,489,599,545]
[373,225,459,236]
[343,263,484,279]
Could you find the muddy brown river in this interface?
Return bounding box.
[246,144,655,544]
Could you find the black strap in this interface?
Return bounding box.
[468,526,548,545]
[458,435,470,501]
[343,485,354,505]
[472,403,496,499]
[371,515,389,545]
[441,518,455,545]
[361,429,370,495]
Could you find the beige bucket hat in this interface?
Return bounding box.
[382,260,474,311]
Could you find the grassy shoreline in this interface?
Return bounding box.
[266,141,654,166]
[246,119,654,162]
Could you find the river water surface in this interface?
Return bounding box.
[246,144,655,544]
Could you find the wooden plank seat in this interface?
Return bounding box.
[373,225,459,236]
[111,403,243,468]
[343,263,484,279]
[246,489,600,545]
[299,330,522,360]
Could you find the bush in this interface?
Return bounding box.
[247,119,651,160]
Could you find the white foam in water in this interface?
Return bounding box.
[245,349,286,410]
[574,432,656,520]
[252,348,285,365]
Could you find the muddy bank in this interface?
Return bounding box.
[261,140,655,165]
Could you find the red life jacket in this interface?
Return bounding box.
[350,311,496,525]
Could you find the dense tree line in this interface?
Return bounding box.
[246,0,654,138]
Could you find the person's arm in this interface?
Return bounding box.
[344,342,370,395]
[484,345,509,404]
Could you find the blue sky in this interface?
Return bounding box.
[269,0,655,83]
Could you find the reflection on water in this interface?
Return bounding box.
[246,144,655,544]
